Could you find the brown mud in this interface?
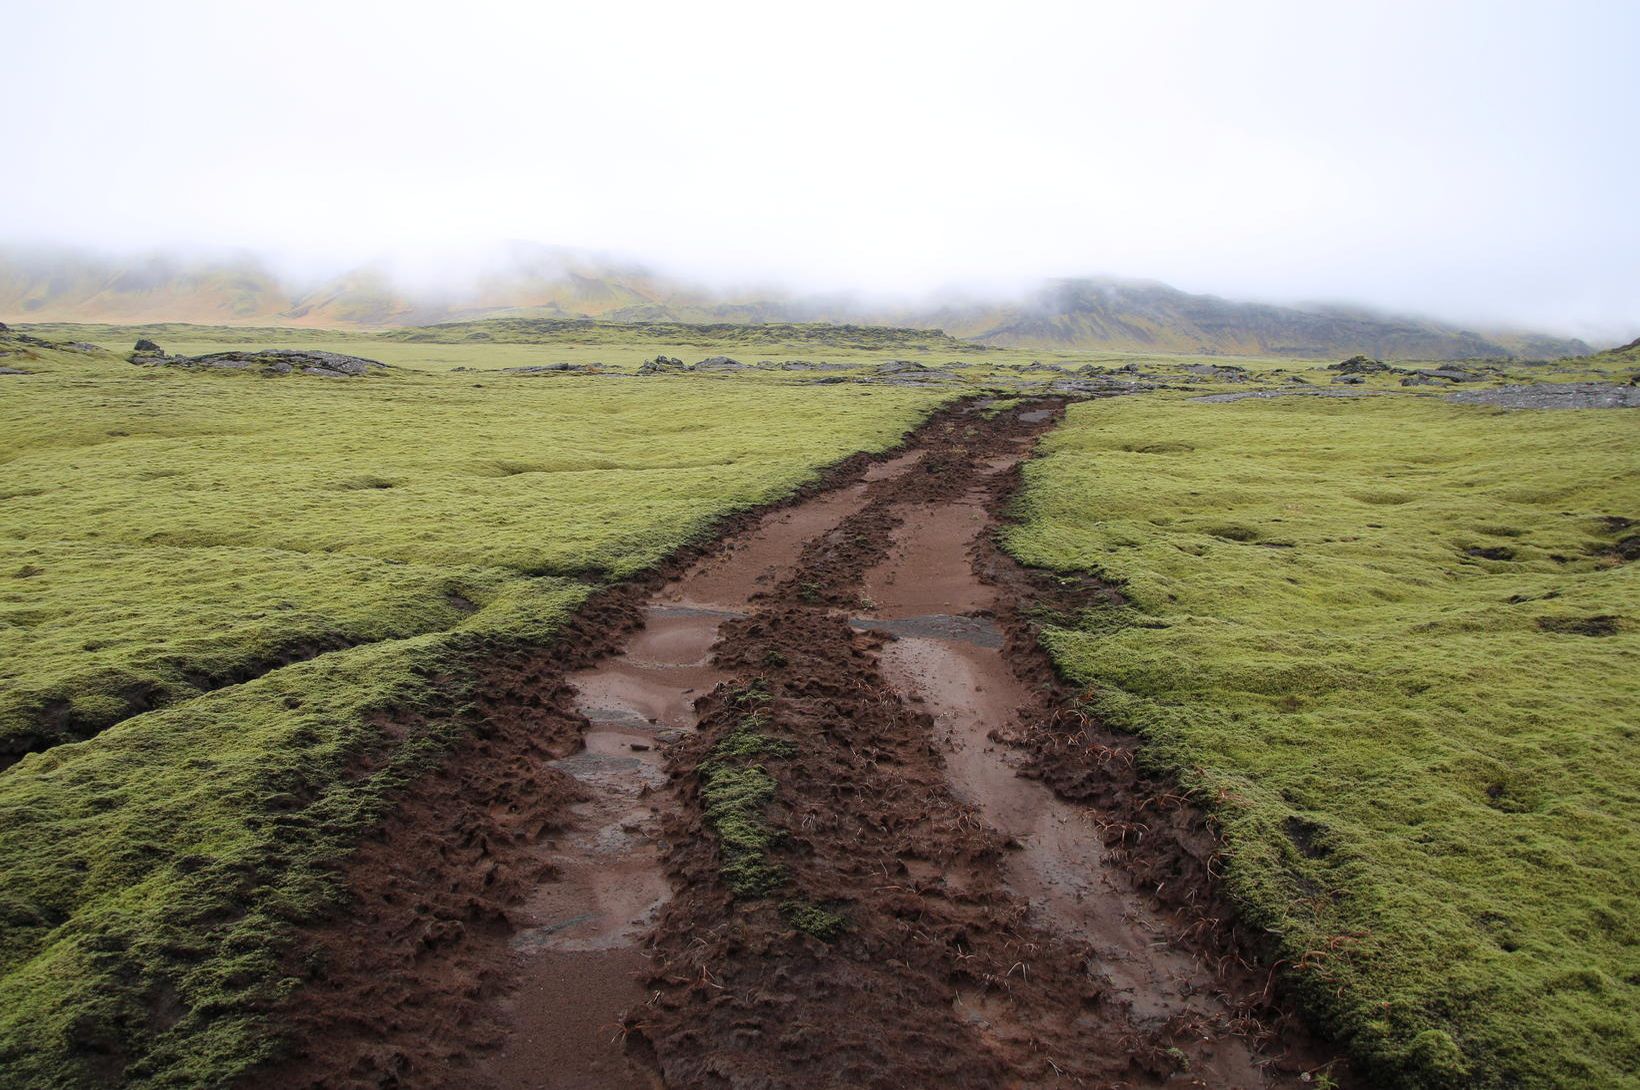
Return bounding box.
[472,446,932,1089]
[242,437,931,1090]
[246,402,1345,1090]
[862,470,1268,1080]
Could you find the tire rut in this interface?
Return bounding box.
[250,401,1346,1090]
[472,448,929,1087]
[628,402,1338,1088]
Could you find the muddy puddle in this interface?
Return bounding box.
[855,442,1272,1086]
[476,449,926,1088]
[656,449,922,612]
[262,407,1335,1090]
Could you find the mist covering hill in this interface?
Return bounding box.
[0,244,1594,359]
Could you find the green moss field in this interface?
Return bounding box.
[1008,392,1638,1088]
[0,329,946,1087]
[3,318,1635,1088]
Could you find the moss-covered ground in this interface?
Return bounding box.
[6,319,1633,1088]
[1007,392,1638,1088]
[0,332,946,1087]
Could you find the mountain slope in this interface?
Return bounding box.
[0,246,1596,359]
[966,279,1590,358]
[1584,334,1640,367]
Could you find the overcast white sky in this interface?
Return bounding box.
[4,0,1636,338]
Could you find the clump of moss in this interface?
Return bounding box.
[698,713,796,897]
[781,899,849,941]
[700,763,782,897]
[711,711,795,762]
[726,678,772,709]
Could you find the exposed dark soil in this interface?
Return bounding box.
[244,400,1347,1090]
[1536,614,1623,637]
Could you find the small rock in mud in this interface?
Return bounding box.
[1332,373,1367,384]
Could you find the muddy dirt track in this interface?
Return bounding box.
[248,401,1345,1090]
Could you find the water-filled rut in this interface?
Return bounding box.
[857,454,1270,1086]
[255,402,1341,1090]
[475,450,927,1087]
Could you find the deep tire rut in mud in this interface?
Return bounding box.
[250,402,1344,1090]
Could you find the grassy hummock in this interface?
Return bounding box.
[698,709,794,898]
[1007,392,1638,1088]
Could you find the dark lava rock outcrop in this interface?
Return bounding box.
[755,360,852,371]
[128,342,389,377]
[693,355,745,371]
[1331,354,1396,375]
[503,363,598,374]
[638,355,687,374]
[1446,383,1640,410]
[1182,363,1251,382]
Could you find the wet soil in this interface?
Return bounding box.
[471,447,935,1088]
[247,402,1345,1090]
[241,439,926,1090]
